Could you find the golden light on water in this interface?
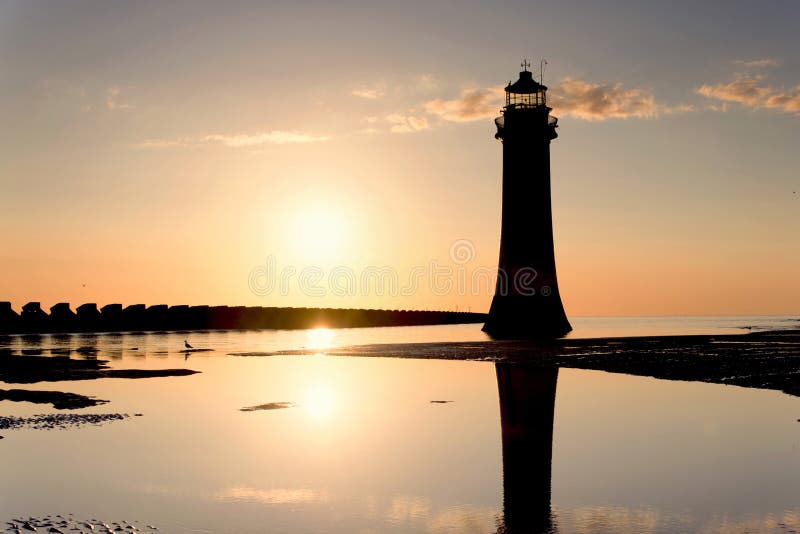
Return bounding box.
[303,383,336,420]
[217,486,327,505]
[301,328,338,420]
[306,327,335,350]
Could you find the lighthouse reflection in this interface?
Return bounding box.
[495,362,559,534]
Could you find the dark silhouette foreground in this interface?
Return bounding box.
[495,363,558,533]
[0,301,485,334]
[0,354,199,384]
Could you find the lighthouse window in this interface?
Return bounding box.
[506,90,546,109]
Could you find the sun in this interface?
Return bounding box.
[290,207,349,260]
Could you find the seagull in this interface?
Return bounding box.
[184,340,193,349]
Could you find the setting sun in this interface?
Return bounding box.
[290,207,350,261]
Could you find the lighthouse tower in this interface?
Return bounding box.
[483,62,571,338]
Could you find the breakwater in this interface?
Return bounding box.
[0,301,486,334]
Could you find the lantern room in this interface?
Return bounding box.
[505,65,547,109]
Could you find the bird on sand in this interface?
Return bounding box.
[184,340,193,349]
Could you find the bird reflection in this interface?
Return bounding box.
[495,363,559,534]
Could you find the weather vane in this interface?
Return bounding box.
[521,59,530,72]
[540,59,547,84]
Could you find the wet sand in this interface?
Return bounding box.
[0,354,199,435]
[0,388,108,409]
[0,354,199,384]
[0,413,138,431]
[3,515,160,533]
[240,401,295,411]
[234,329,800,397]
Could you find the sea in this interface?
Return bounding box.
[1,315,798,533]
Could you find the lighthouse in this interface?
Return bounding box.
[483,62,572,338]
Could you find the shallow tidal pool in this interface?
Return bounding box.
[1,324,799,533]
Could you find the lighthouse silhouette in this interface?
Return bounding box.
[483,62,572,338]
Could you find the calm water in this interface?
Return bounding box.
[1,317,799,533]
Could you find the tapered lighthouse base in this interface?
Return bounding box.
[483,294,572,339]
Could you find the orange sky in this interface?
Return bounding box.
[1,1,799,316]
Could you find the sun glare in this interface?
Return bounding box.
[306,327,335,350]
[304,383,336,420]
[291,208,349,260]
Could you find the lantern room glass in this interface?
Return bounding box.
[505,89,546,108]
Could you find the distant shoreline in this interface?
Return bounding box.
[0,302,486,335]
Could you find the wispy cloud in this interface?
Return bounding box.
[204,131,329,146]
[416,73,438,91]
[135,130,329,149]
[135,138,192,149]
[549,78,659,120]
[106,86,130,110]
[351,85,385,99]
[733,58,779,68]
[696,74,772,107]
[662,103,695,115]
[425,79,668,122]
[696,73,800,114]
[424,86,504,122]
[386,113,429,133]
[764,90,800,113]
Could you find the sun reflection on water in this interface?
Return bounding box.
[305,327,335,350]
[303,383,336,420]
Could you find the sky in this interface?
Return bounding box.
[1,0,799,316]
